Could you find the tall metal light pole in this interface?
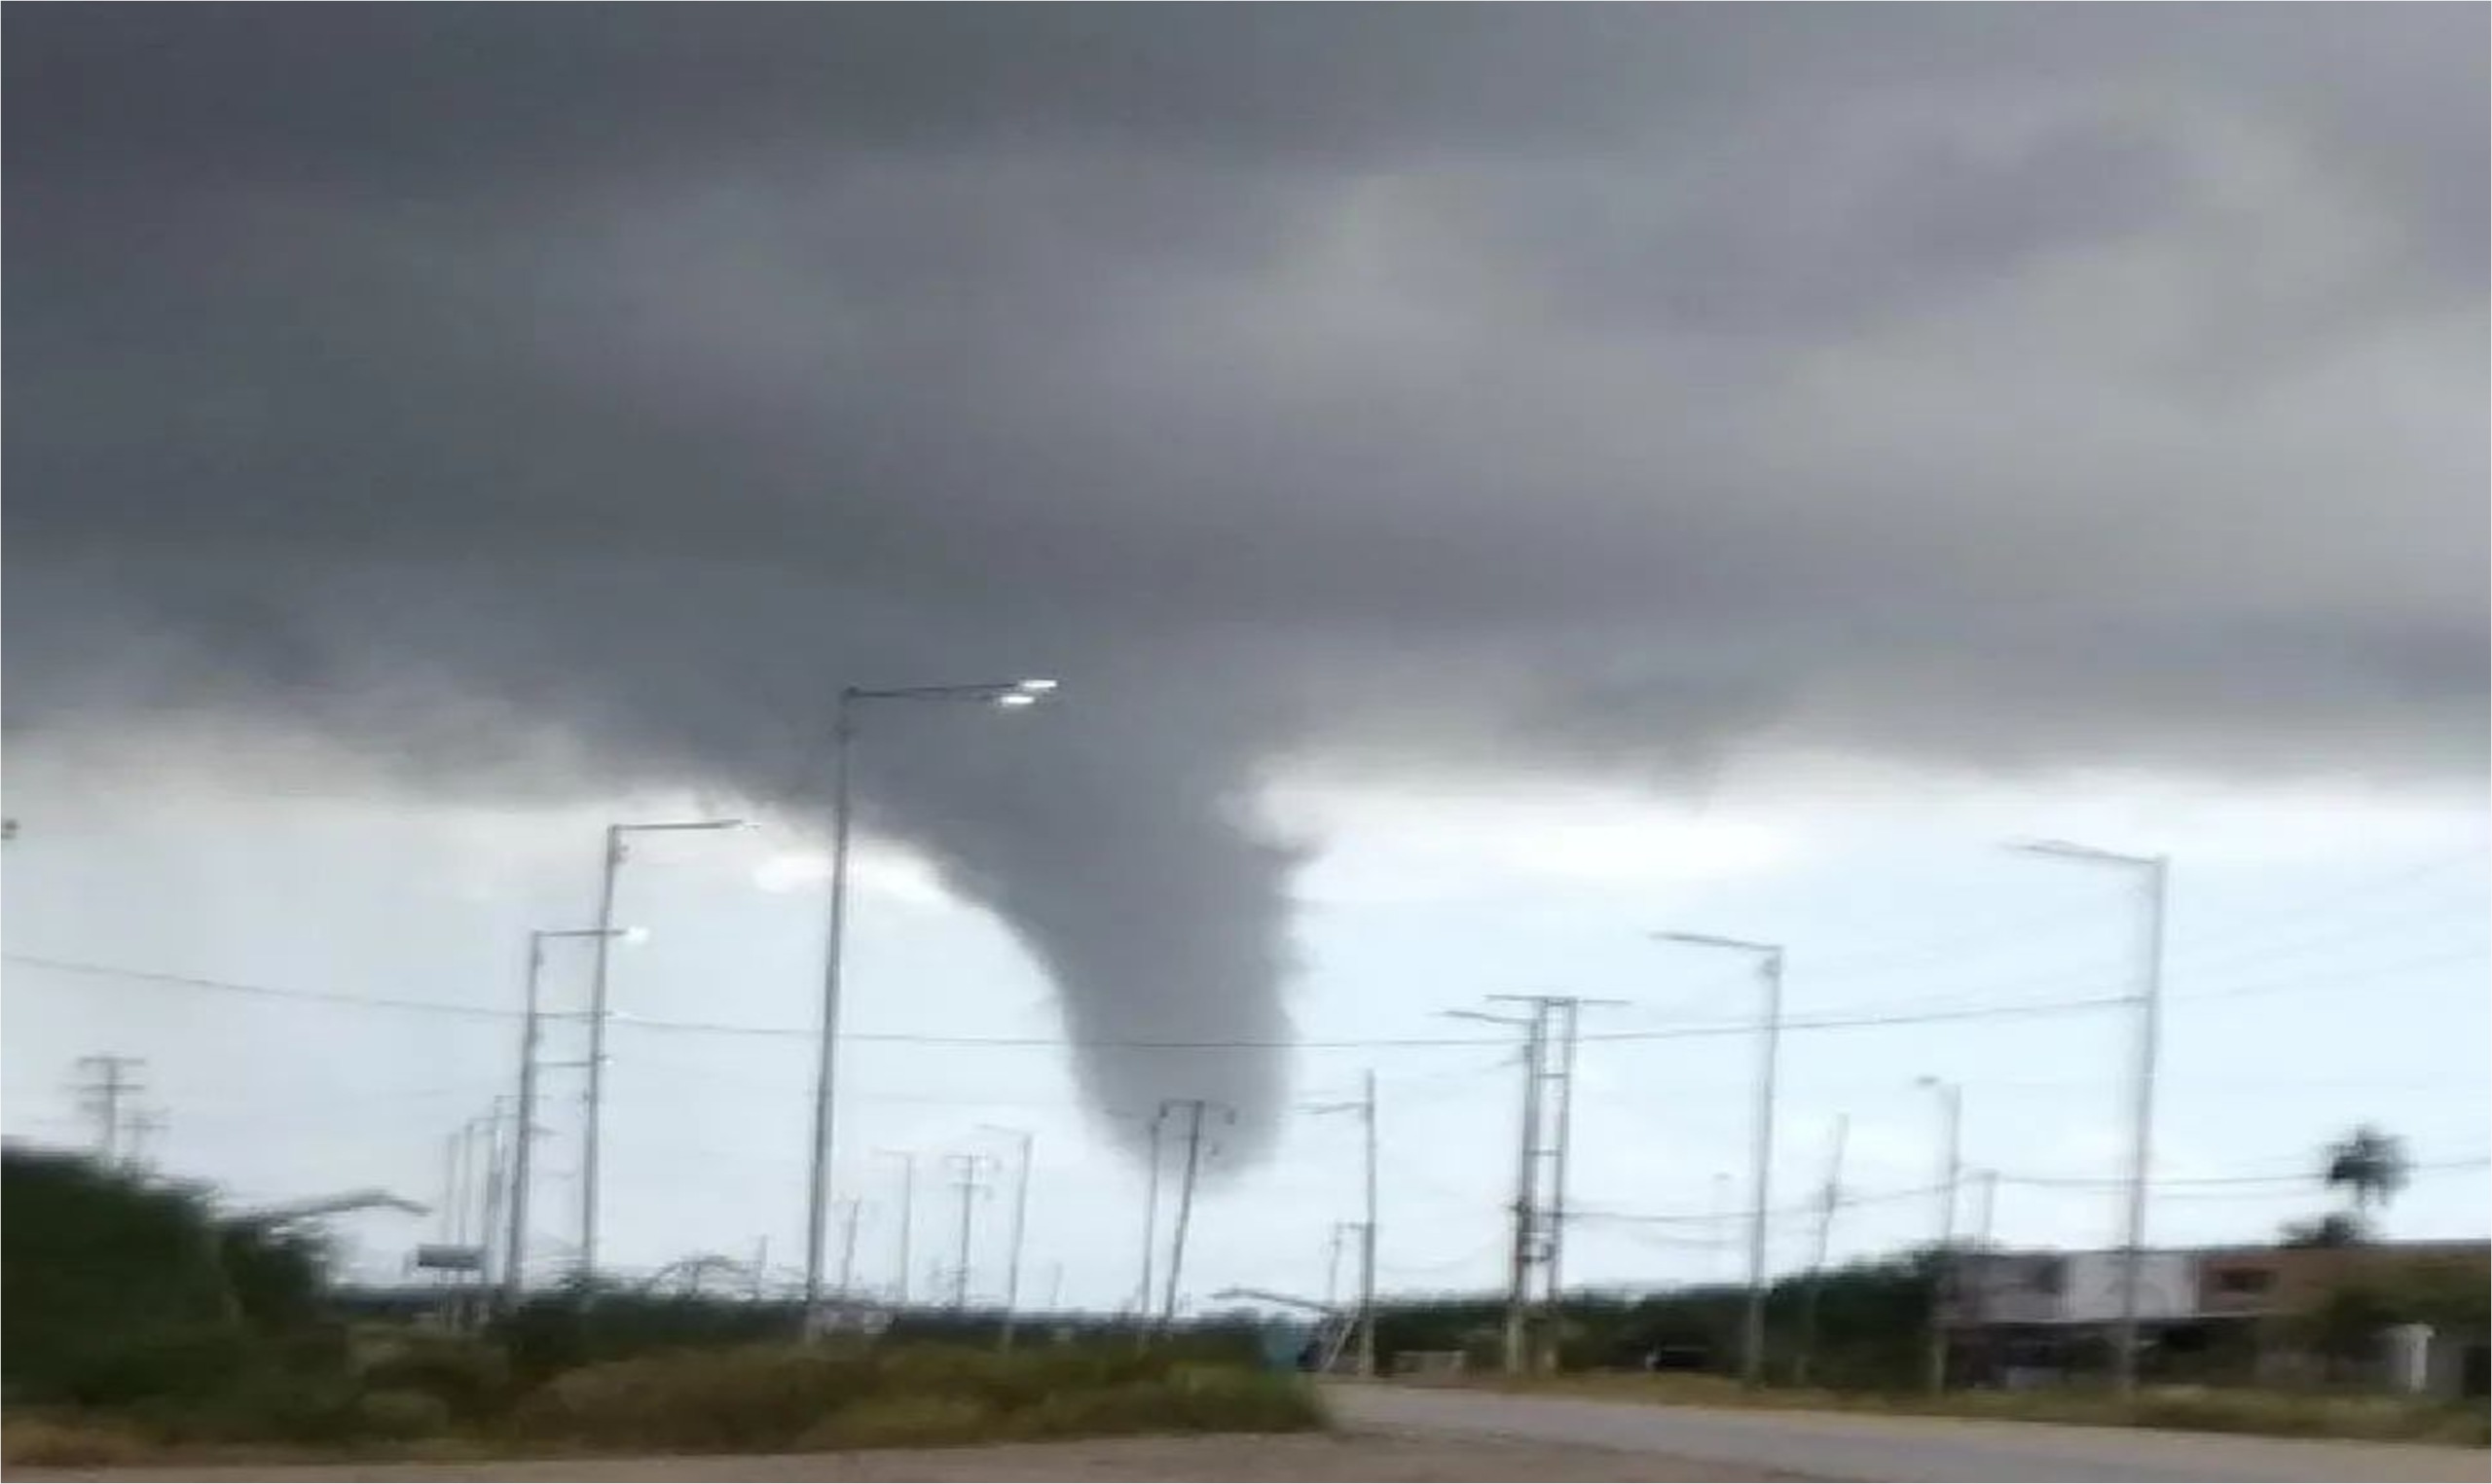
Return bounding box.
[1654,932,1784,1388]
[2013,840,2167,1397]
[804,678,1059,1321]
[1915,1075,1964,1394]
[581,816,744,1286]
[508,925,636,1312]
[978,1125,1036,1350]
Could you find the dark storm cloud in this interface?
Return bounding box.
[6,5,2485,1154]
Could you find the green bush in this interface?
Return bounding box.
[124,1365,366,1446]
[52,1325,267,1407]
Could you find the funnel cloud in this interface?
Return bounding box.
[4,7,2484,1158]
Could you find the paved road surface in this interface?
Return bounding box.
[1328,1384,2489,1483]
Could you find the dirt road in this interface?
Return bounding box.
[6,1430,1804,1482]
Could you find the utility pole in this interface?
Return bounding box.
[465,1107,501,1319]
[581,816,740,1295]
[1158,1098,1228,1331]
[877,1149,917,1307]
[943,1152,994,1311]
[583,825,625,1290]
[1709,1173,1733,1284]
[1359,1068,1379,1379]
[74,1055,146,1163]
[505,927,611,1310]
[507,934,547,1310]
[441,1129,465,1247]
[1445,1001,1542,1377]
[479,1099,512,1293]
[836,1200,862,1300]
[1918,1077,1964,1394]
[1967,1168,2000,1382]
[1654,934,1784,1387]
[122,1108,168,1174]
[1450,996,1618,1376]
[2013,842,2167,1396]
[1793,1113,1849,1389]
[1136,1109,1166,1325]
[1306,1069,1383,1377]
[978,1128,1036,1350]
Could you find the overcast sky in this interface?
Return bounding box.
[4,6,2485,1311]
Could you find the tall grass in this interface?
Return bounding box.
[506,1342,1323,1454]
[3,1341,1323,1466]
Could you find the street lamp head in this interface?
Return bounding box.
[2008,837,2162,871]
[617,925,651,946]
[1652,930,1779,959]
[993,691,1041,708]
[1015,677,1059,694]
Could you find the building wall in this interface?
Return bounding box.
[2192,1240,2488,1319]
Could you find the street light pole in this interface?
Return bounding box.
[1654,932,1784,1389]
[2013,840,2168,1397]
[802,678,1058,1321]
[581,816,743,1288]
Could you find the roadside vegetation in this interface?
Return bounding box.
[1457,1371,2489,1448]
[0,1146,1321,1468]
[1368,1123,2484,1450]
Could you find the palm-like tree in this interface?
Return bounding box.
[2321,1125,2411,1220]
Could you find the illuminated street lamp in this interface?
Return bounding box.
[804,678,1059,1317]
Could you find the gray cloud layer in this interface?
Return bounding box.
[6,5,2485,1153]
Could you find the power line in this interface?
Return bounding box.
[12,943,2477,1051]
[1995,1156,2492,1191]
[1,952,2131,1045]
